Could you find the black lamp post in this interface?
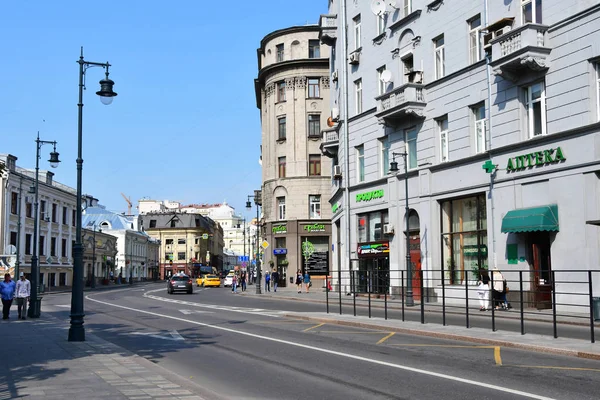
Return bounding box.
[69,47,117,342]
[28,133,60,319]
[246,190,262,294]
[86,222,101,289]
[390,152,414,307]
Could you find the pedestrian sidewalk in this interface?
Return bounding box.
[241,284,600,360]
[0,314,210,400]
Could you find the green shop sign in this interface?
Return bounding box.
[356,189,384,202]
[506,147,565,172]
[272,225,287,234]
[303,223,326,232]
[332,202,340,213]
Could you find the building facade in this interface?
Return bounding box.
[255,25,334,287]
[321,0,600,310]
[82,227,118,285]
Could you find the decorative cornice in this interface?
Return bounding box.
[426,0,444,12]
[257,58,329,83]
[372,32,386,46]
[388,10,422,35]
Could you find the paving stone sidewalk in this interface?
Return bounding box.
[0,315,206,400]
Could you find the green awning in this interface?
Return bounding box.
[501,205,559,233]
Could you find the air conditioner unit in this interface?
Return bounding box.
[349,51,360,64]
[333,165,342,178]
[406,70,423,84]
[383,224,394,235]
[331,107,340,121]
[332,70,338,82]
[494,26,511,39]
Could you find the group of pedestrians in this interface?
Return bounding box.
[264,270,279,292]
[264,269,311,293]
[1,272,31,320]
[476,266,510,311]
[231,272,248,293]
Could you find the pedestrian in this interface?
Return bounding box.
[109,270,114,283]
[232,274,238,293]
[491,267,505,310]
[271,269,279,292]
[296,270,303,293]
[15,272,30,320]
[1,273,17,320]
[117,272,122,285]
[476,269,490,311]
[241,272,247,292]
[265,271,271,292]
[304,271,311,293]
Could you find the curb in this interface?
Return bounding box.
[283,313,600,361]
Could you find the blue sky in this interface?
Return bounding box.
[1,0,327,220]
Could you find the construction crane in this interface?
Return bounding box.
[121,193,132,215]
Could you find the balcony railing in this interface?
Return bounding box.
[320,127,339,158]
[375,83,426,125]
[319,14,338,45]
[490,23,551,81]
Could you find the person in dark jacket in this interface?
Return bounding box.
[1,273,17,320]
[271,270,279,292]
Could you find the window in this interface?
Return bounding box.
[308,114,320,138]
[525,82,546,137]
[170,220,177,228]
[10,192,18,214]
[25,234,32,255]
[25,201,32,218]
[149,219,157,228]
[380,137,390,176]
[278,116,287,140]
[434,35,445,79]
[40,200,46,219]
[62,206,68,225]
[438,116,449,162]
[51,237,57,257]
[354,79,363,114]
[275,237,286,249]
[278,156,286,178]
[177,252,186,261]
[72,209,76,226]
[178,238,186,245]
[51,203,57,223]
[61,238,67,257]
[441,195,487,285]
[356,145,365,182]
[305,195,322,220]
[277,81,286,102]
[39,236,45,255]
[165,252,173,261]
[353,15,361,49]
[165,239,174,245]
[10,232,17,246]
[276,43,284,62]
[404,0,412,16]
[469,15,482,63]
[309,154,321,176]
[472,103,486,152]
[597,63,600,121]
[308,78,320,98]
[377,66,386,96]
[376,12,386,35]
[308,40,320,58]
[405,127,418,169]
[277,197,286,220]
[522,0,542,24]
[357,211,389,242]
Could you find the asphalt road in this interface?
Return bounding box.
[43,283,600,400]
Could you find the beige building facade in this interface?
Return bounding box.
[255,25,333,287]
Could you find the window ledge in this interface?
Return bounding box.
[275,100,287,105]
[388,10,422,33]
[308,135,321,141]
[372,32,386,45]
[276,138,287,143]
[307,97,323,100]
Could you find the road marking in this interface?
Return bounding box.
[129,330,184,341]
[303,323,325,332]
[388,344,502,366]
[377,332,395,345]
[494,346,503,366]
[257,320,314,324]
[86,294,555,400]
[179,310,213,315]
[318,330,386,334]
[502,365,600,372]
[54,305,71,308]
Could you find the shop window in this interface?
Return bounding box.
[357,210,389,242]
[441,194,487,285]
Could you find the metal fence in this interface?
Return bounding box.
[325,268,600,343]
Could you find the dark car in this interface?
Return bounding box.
[167,274,193,294]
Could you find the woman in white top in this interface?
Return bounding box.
[491,267,505,310]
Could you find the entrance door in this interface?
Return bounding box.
[530,233,552,309]
[410,234,422,301]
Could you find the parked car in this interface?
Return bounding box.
[202,275,221,288]
[223,272,235,287]
[167,273,193,294]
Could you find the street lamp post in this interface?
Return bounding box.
[69,47,117,342]
[247,190,262,294]
[86,222,101,289]
[390,152,414,307]
[28,133,61,319]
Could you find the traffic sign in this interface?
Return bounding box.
[202,233,208,240]
[261,240,270,249]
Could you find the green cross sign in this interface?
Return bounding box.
[482,160,497,174]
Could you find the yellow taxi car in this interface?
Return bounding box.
[196,276,205,287]
[202,274,221,288]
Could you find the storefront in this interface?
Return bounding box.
[355,209,390,294]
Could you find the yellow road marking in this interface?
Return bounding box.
[377,332,396,345]
[389,344,497,348]
[494,346,502,366]
[502,365,600,372]
[256,320,314,324]
[303,323,325,332]
[317,330,387,334]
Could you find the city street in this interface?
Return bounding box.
[39,283,600,400]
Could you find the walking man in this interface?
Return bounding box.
[1,273,16,320]
[16,272,30,320]
[271,269,279,292]
[265,271,271,292]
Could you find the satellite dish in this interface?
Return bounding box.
[370,0,387,16]
[380,70,393,83]
[4,245,16,255]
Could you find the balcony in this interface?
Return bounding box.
[490,23,551,81]
[319,14,337,45]
[375,84,426,126]
[320,126,339,158]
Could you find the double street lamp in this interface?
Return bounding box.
[28,133,61,319]
[69,48,117,342]
[246,190,262,294]
[389,152,414,307]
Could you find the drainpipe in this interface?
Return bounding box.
[341,0,352,295]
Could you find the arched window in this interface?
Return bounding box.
[404,209,420,233]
